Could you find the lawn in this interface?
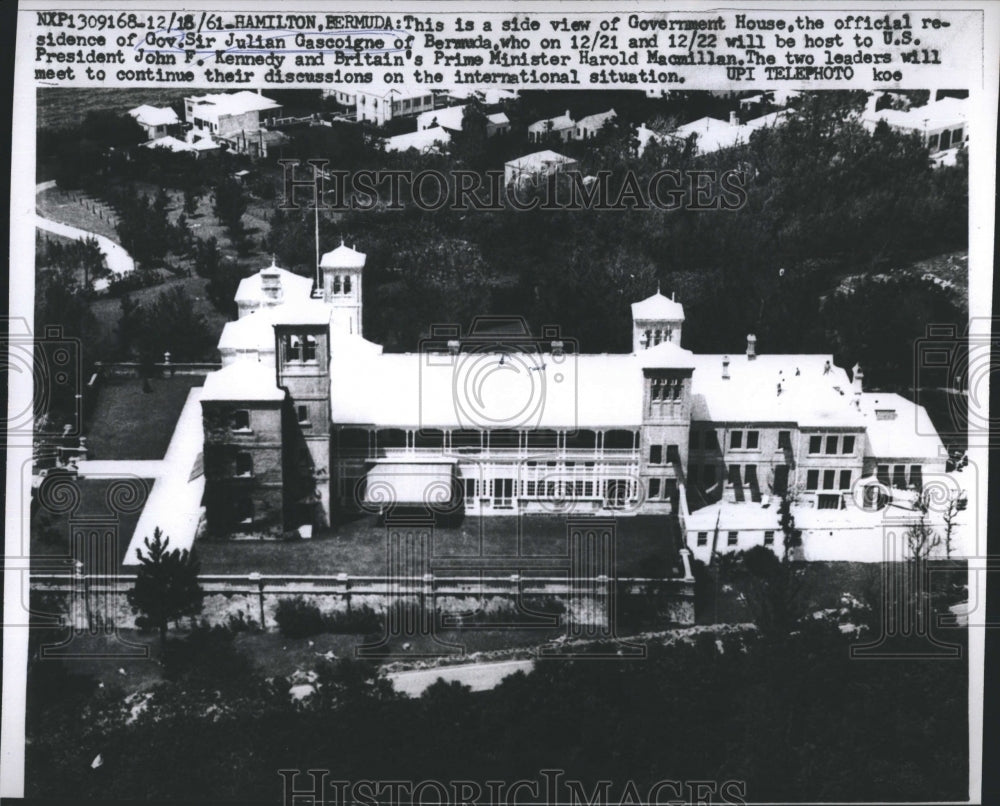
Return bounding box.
[36,186,120,241]
[85,375,205,461]
[31,477,153,572]
[196,514,680,578]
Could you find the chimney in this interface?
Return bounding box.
[852,362,864,395]
[746,333,757,361]
[729,110,739,126]
[722,355,730,380]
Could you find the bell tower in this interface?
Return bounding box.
[319,240,365,336]
[631,289,685,352]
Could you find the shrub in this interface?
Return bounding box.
[274,597,327,638]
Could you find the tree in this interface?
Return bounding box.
[213,177,248,240]
[906,491,942,561]
[183,186,200,217]
[127,528,204,647]
[941,491,966,559]
[777,486,803,562]
[720,546,804,638]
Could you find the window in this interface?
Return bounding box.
[235,453,253,478]
[464,478,477,500]
[297,405,310,426]
[667,444,680,464]
[806,469,819,490]
[649,445,663,465]
[808,436,822,454]
[648,479,661,499]
[841,435,855,455]
[823,469,836,490]
[689,430,701,450]
[730,430,743,449]
[877,465,890,486]
[727,531,738,546]
[825,435,838,454]
[333,276,341,294]
[746,430,759,450]
[892,465,907,489]
[773,465,789,495]
[344,275,352,294]
[235,497,254,526]
[910,465,923,490]
[728,464,741,485]
[927,133,939,150]
[744,465,758,487]
[493,478,514,509]
[231,409,250,431]
[302,335,317,361]
[704,430,719,450]
[839,470,852,491]
[650,378,663,401]
[818,494,841,510]
[452,429,482,451]
[764,530,775,546]
[697,531,708,546]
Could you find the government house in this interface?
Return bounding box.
[199,243,949,562]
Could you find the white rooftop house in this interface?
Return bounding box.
[670,109,786,154]
[574,109,617,140]
[128,104,179,140]
[860,94,968,164]
[354,86,435,126]
[184,91,281,142]
[415,105,510,138]
[234,258,314,319]
[383,126,452,154]
[528,110,576,143]
[504,150,579,187]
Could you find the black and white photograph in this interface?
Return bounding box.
[3,2,997,804]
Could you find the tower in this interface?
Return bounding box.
[319,240,365,336]
[631,290,685,352]
[273,300,333,529]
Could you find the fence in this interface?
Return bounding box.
[31,572,696,632]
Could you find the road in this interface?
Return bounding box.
[386,659,534,697]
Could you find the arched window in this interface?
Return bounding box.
[344,275,352,294]
[333,276,342,294]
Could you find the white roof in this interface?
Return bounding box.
[447,88,518,105]
[331,350,651,429]
[201,362,284,402]
[218,311,277,353]
[128,104,179,127]
[577,109,617,128]
[672,111,786,153]
[487,112,510,126]
[141,135,196,153]
[631,291,685,321]
[684,500,887,533]
[186,91,280,120]
[383,126,451,153]
[636,123,666,155]
[857,393,946,460]
[505,150,577,171]
[861,96,967,132]
[358,85,432,100]
[528,111,575,133]
[690,353,865,427]
[320,241,366,269]
[234,263,313,304]
[638,340,697,369]
[417,105,466,131]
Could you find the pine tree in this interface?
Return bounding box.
[127,528,204,647]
